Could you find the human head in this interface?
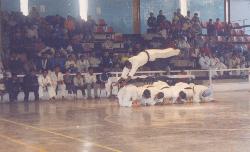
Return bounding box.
[55,66,61,73]
[159,10,163,15]
[179,91,187,102]
[187,11,190,16]
[177,8,181,14]
[124,61,132,69]
[88,67,94,74]
[42,69,48,77]
[156,92,164,100]
[142,89,151,99]
[76,72,82,78]
[150,12,154,17]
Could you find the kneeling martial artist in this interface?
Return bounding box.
[117,84,140,107]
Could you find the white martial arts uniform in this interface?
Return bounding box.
[171,82,193,103]
[50,72,67,97]
[137,85,163,106]
[121,48,180,79]
[38,75,56,99]
[192,85,213,103]
[106,77,119,96]
[117,85,138,107]
[152,81,169,89]
[199,56,210,70]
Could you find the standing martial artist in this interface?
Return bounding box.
[119,47,180,83]
[38,69,56,100]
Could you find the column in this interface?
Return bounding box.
[132,0,140,34]
[224,0,231,23]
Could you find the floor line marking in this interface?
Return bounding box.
[0,118,122,152]
[0,133,46,152]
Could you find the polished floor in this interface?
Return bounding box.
[0,91,250,152]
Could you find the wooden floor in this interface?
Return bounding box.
[0,91,250,152]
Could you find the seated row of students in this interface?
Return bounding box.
[117,81,213,107]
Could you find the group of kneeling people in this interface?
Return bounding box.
[117,81,214,107]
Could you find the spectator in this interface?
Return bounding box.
[186,11,191,20]
[89,53,101,71]
[77,54,90,72]
[192,13,201,24]
[176,8,184,20]
[50,66,67,98]
[6,74,21,102]
[64,70,75,97]
[65,55,77,73]
[85,15,96,40]
[26,25,39,39]
[199,53,210,70]
[36,53,50,71]
[207,19,216,36]
[229,53,241,75]
[214,18,223,36]
[49,53,66,71]
[9,53,24,74]
[157,10,166,25]
[85,68,99,99]
[0,76,6,101]
[147,12,157,32]
[177,37,191,58]
[22,70,39,102]
[64,16,75,33]
[209,54,227,77]
[38,69,56,100]
[73,72,85,96]
[101,52,113,69]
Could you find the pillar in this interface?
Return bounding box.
[132,0,140,34]
[224,0,231,23]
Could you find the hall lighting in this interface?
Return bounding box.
[179,0,188,16]
[79,0,88,20]
[20,0,29,16]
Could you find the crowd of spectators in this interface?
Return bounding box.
[147,9,250,77]
[0,7,250,102]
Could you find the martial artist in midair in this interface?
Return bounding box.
[119,47,180,83]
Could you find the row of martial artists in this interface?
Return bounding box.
[117,81,214,107]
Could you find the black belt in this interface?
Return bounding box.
[143,51,150,62]
[160,86,169,90]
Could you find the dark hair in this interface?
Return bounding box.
[125,61,132,68]
[179,91,187,100]
[157,92,164,99]
[143,89,151,99]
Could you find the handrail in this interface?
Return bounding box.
[3,68,250,78]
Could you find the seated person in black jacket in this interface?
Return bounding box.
[6,73,21,102]
[23,70,39,102]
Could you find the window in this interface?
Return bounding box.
[79,0,88,20]
[20,0,29,16]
